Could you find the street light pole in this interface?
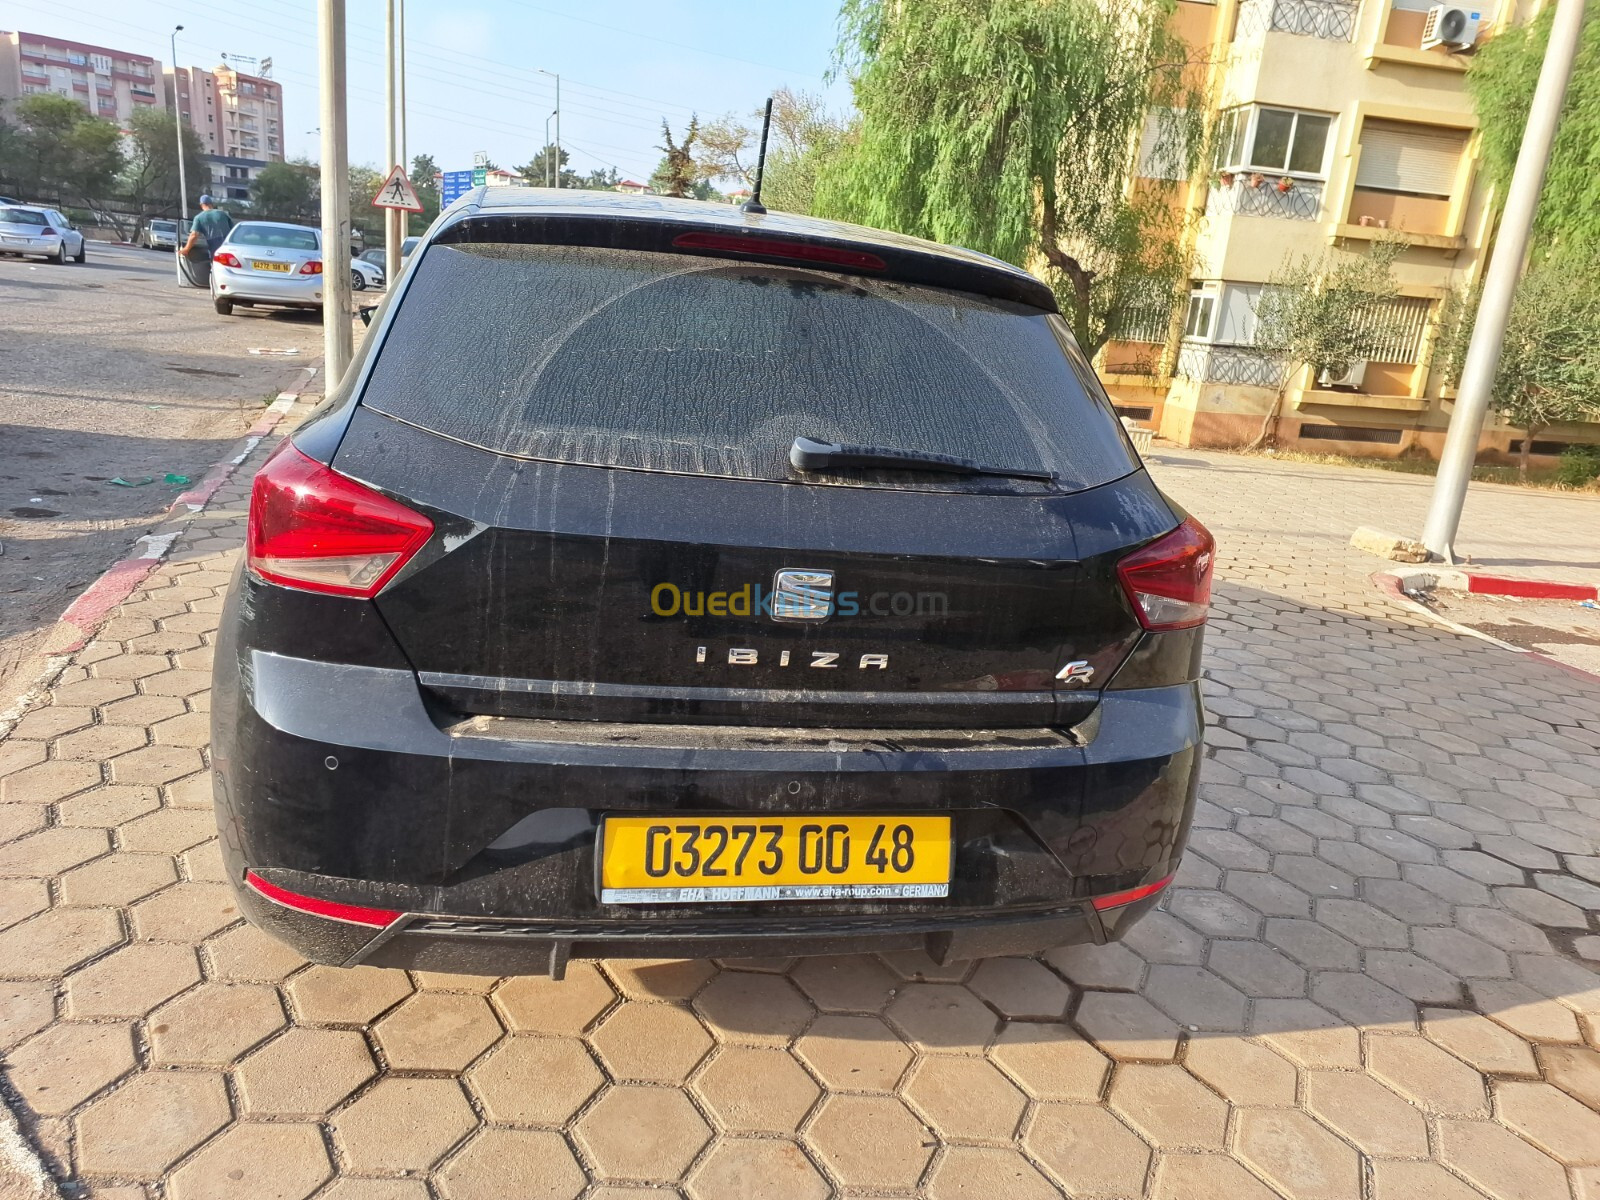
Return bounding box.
[544,112,556,186]
[384,0,400,284]
[540,69,560,187]
[170,26,188,226]
[1420,0,1586,561]
[397,0,407,170]
[318,0,353,384]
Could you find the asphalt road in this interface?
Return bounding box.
[0,240,322,708]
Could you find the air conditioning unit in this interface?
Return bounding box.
[1319,360,1368,390]
[1422,5,1483,51]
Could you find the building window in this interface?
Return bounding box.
[1183,285,1218,340]
[1354,121,1467,197]
[1217,105,1333,177]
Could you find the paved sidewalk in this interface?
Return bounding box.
[0,431,1597,1199]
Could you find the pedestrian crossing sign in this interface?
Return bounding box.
[372,165,424,213]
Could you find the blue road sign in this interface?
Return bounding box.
[441,170,475,206]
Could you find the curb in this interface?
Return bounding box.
[1373,571,1600,685]
[0,369,317,739]
[1389,567,1599,603]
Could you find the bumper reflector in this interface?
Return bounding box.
[1091,873,1175,912]
[245,871,401,928]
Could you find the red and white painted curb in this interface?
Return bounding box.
[1389,567,1600,604]
[0,369,316,737]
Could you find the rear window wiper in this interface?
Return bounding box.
[790,436,1056,483]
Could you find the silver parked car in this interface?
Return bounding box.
[350,256,385,291]
[142,219,182,250]
[211,221,325,316]
[0,205,86,264]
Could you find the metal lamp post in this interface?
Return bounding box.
[539,69,560,187]
[170,26,188,225]
[544,111,557,186]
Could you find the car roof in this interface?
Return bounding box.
[1,204,49,213]
[432,188,1057,312]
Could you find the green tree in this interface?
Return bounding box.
[251,159,318,223]
[814,0,1207,355]
[650,117,701,198]
[516,143,579,189]
[0,94,123,209]
[119,107,210,235]
[1468,7,1600,258]
[697,88,852,214]
[579,165,621,191]
[1247,240,1405,449]
[409,153,441,232]
[347,163,384,248]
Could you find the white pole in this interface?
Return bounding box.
[171,27,188,226]
[1420,0,1586,561]
[319,0,353,384]
[384,0,400,285]
[397,0,407,169]
[555,74,561,188]
[544,113,553,186]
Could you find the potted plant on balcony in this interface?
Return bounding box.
[1277,176,1294,193]
[1249,172,1266,189]
[1219,170,1237,187]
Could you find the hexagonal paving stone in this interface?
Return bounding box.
[1367,1034,1490,1116]
[52,725,148,763]
[109,745,205,786]
[204,922,308,982]
[494,963,615,1035]
[373,991,502,1071]
[965,957,1072,1020]
[926,1146,1061,1200]
[1206,940,1307,998]
[691,1046,819,1133]
[1235,1108,1360,1200]
[589,1000,715,1082]
[167,1122,332,1200]
[1075,991,1180,1059]
[1150,1153,1289,1200]
[1437,1119,1570,1200]
[235,1027,378,1116]
[288,964,413,1025]
[1413,927,1512,980]
[62,940,196,1020]
[794,1013,912,1091]
[74,1070,232,1178]
[0,826,110,877]
[5,1021,137,1116]
[1025,1103,1151,1197]
[0,980,54,1051]
[1308,972,1415,1030]
[1044,941,1145,990]
[1183,1036,1297,1106]
[1495,1080,1600,1164]
[1369,1160,1492,1200]
[0,877,47,930]
[331,1077,478,1173]
[804,1093,932,1190]
[468,1036,604,1125]
[1264,918,1360,972]
[902,1055,1027,1141]
[57,851,178,907]
[128,881,240,942]
[316,1182,431,1200]
[790,954,900,1013]
[116,808,216,854]
[603,957,717,1002]
[1250,999,1361,1071]
[1167,889,1260,938]
[685,1138,829,1200]
[1303,1070,1428,1157]
[988,1020,1110,1102]
[436,1129,586,1200]
[1364,950,1461,1005]
[1420,1007,1537,1076]
[884,982,998,1051]
[0,760,103,805]
[1109,1063,1228,1149]
[148,981,286,1065]
[574,1085,712,1183]
[1142,964,1248,1031]
[692,970,813,1046]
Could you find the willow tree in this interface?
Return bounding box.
[814,0,1207,354]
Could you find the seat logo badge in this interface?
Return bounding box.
[1056,661,1095,685]
[771,569,834,623]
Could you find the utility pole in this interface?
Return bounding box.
[397,0,407,171]
[1420,0,1586,561]
[319,0,353,384]
[540,69,561,187]
[170,26,188,227]
[384,0,401,285]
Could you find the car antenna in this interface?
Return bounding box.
[741,97,773,216]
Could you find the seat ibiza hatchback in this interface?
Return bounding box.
[212,190,1212,978]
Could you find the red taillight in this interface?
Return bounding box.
[300,259,323,275]
[1091,873,1174,912]
[671,231,887,271]
[246,442,433,597]
[213,250,241,268]
[1116,517,1214,631]
[40,226,56,236]
[245,871,401,927]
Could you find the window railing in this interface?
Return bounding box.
[1236,0,1360,41]
[1207,175,1324,220]
[1176,343,1286,387]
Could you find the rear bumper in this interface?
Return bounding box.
[212,640,1203,974]
[213,266,322,306]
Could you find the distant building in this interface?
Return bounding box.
[167,63,284,204]
[0,30,164,127]
[616,179,652,195]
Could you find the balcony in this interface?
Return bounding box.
[1236,0,1360,42]
[1176,343,1285,387]
[1207,175,1324,221]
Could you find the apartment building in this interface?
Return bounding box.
[167,64,284,204]
[0,31,163,127]
[1102,0,1592,462]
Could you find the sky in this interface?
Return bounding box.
[6,0,855,184]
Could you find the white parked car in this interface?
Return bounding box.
[350,256,385,291]
[211,221,325,316]
[0,205,86,264]
[142,219,182,250]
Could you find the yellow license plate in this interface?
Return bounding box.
[599,814,952,904]
[252,260,291,272]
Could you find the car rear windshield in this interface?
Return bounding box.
[0,209,48,226]
[231,225,318,251]
[150,221,177,231]
[359,242,1138,491]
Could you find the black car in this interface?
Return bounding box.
[212,190,1212,978]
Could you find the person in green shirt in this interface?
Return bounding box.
[182,195,233,261]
